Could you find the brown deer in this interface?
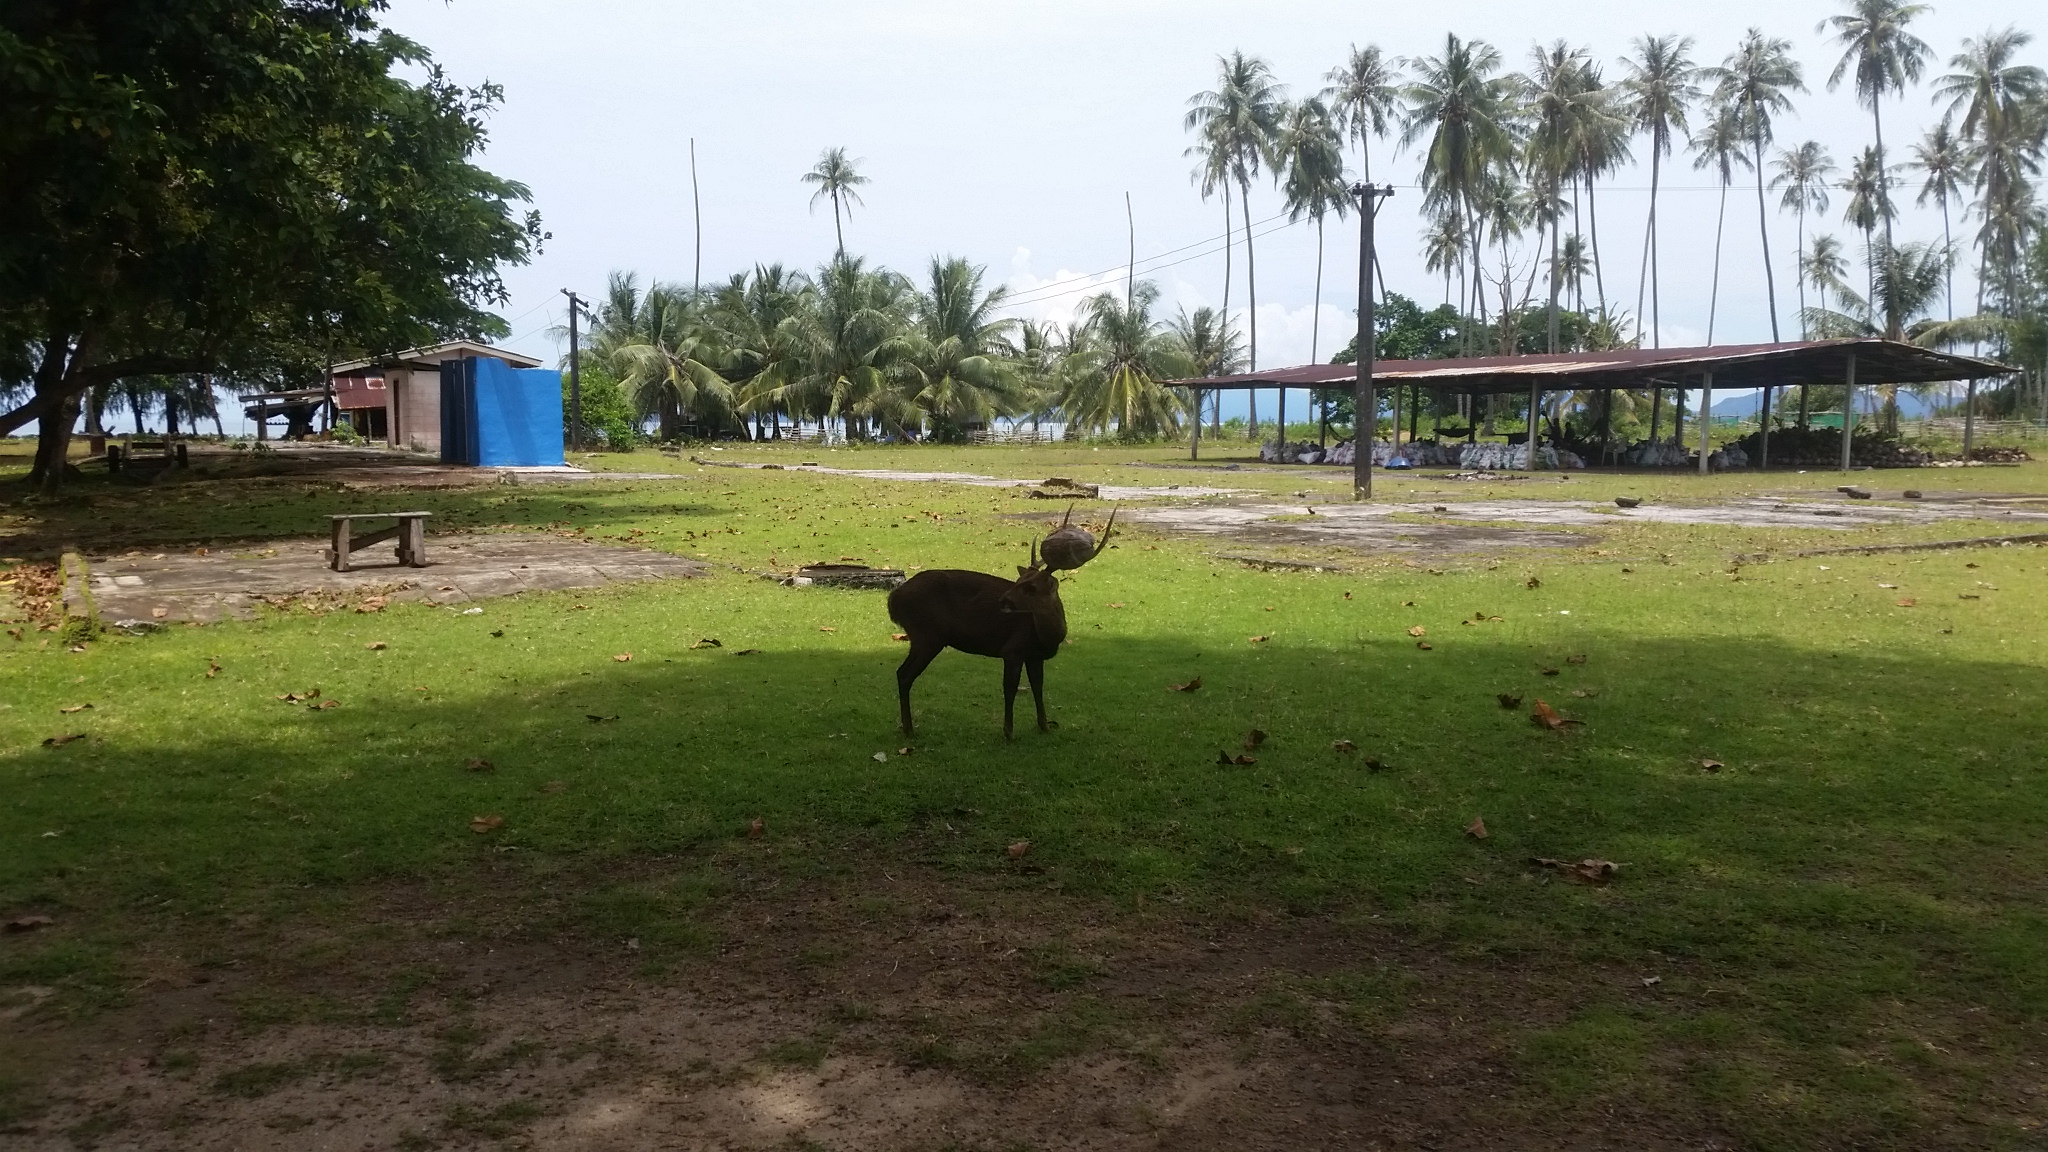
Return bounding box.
[887,521,1112,739]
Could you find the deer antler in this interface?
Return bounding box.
[1090,506,1118,561]
[1059,503,1074,530]
[1029,536,1040,571]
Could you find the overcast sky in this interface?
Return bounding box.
[381,0,2035,418]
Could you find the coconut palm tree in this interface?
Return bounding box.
[1325,44,1402,183]
[1803,233,1853,320]
[1063,282,1191,439]
[712,264,812,439]
[599,276,733,435]
[1423,209,1465,309]
[1821,0,1933,253]
[1275,96,1349,447]
[1770,142,1837,337]
[1805,239,1952,427]
[1402,34,1521,356]
[1935,29,2047,312]
[801,147,869,258]
[1908,119,1972,321]
[1187,115,1237,374]
[1185,51,1284,387]
[1526,42,1594,353]
[899,257,1022,441]
[1620,35,1700,349]
[1841,146,1895,306]
[1567,63,1631,319]
[1693,102,1752,346]
[1704,29,1804,342]
[795,254,912,439]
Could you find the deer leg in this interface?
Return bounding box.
[1002,658,1022,740]
[1026,660,1048,731]
[896,642,942,736]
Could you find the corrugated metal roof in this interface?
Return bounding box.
[1172,338,2016,392]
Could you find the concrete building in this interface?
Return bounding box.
[328,341,545,454]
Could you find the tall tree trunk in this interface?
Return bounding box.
[1708,180,1729,345]
[1650,148,1663,347]
[1587,172,1607,316]
[1873,101,1892,252]
[1546,171,1562,353]
[1753,134,1781,341]
[1794,205,1809,339]
[1240,177,1259,442]
[832,194,845,257]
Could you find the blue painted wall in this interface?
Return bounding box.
[439,357,565,466]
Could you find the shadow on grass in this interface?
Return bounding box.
[2,621,2044,1144]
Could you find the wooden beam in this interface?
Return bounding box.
[1839,352,1856,471]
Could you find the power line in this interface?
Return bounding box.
[1003,211,1307,308]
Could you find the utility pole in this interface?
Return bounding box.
[561,289,584,452]
[1352,183,1394,499]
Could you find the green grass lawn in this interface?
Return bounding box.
[3,441,2047,1146]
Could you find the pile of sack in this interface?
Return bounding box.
[1257,440,1329,464]
[1624,440,1693,467]
[1317,439,1585,469]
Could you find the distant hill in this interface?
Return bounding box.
[1707,388,1941,418]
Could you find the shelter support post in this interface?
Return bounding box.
[1839,353,1857,471]
[1698,371,1713,476]
[1527,378,1540,472]
[1759,386,1771,469]
[1964,379,1976,458]
[1190,388,1200,460]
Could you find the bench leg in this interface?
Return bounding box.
[400,517,426,567]
[331,519,351,572]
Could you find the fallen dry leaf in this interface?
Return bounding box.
[42,733,86,747]
[3,915,53,934]
[1878,582,1899,589]
[896,746,914,756]
[355,596,386,614]
[1959,592,1980,599]
[1401,600,1415,607]
[310,699,340,710]
[1570,688,1597,698]
[465,758,495,773]
[276,689,320,703]
[1244,729,1267,751]
[1108,602,1126,609]
[891,632,909,641]
[613,653,633,662]
[1896,598,1917,607]
[871,751,887,762]
[1529,857,1621,884]
[1408,625,1427,637]
[1332,739,1357,753]
[1416,641,1433,650]
[1007,840,1032,858]
[366,641,387,650]
[689,638,722,649]
[1698,758,1724,772]
[1168,676,1203,692]
[1343,592,1353,600]
[1465,817,1489,839]
[1566,654,1588,665]
[1526,576,1541,589]
[540,780,567,794]
[733,649,762,656]
[151,607,168,620]
[1497,693,1524,709]
[818,626,837,633]
[469,814,504,834]
[1217,751,1257,766]
[585,714,618,723]
[1531,699,1584,730]
[206,660,221,678]
[1248,634,1270,644]
[1365,757,1390,772]
[747,817,764,840]
[59,703,91,714]
[1539,667,1560,677]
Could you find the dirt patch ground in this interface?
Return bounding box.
[3,863,1719,1152]
[82,534,708,625]
[1118,495,2048,556]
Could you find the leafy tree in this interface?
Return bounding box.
[901,258,1023,441]
[1,0,540,490]
[1908,120,1972,321]
[1324,44,1401,183]
[1692,102,1754,344]
[1185,51,1285,389]
[1934,28,2046,314]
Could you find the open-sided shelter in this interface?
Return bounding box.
[326,340,545,454]
[1171,338,2018,473]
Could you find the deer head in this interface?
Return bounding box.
[1000,538,1063,614]
[1039,504,1117,572]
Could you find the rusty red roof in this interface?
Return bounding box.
[1172,338,2015,393]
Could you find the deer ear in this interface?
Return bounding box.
[1016,566,1030,578]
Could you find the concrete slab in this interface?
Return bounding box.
[1120,502,1596,553]
[85,532,708,625]
[692,459,1241,501]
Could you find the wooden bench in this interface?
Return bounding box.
[328,512,430,572]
